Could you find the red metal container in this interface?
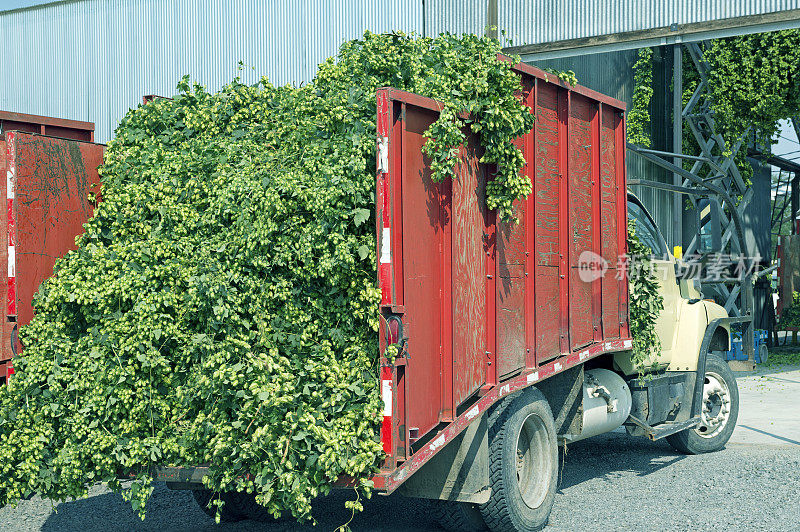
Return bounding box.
[373,60,631,490]
[0,128,104,380]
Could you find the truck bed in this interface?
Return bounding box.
[373,60,631,491]
[153,60,633,496]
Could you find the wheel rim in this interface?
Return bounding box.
[695,371,731,438]
[515,412,552,509]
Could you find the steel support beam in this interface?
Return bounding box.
[627,42,756,364]
[507,9,800,61]
[673,44,683,247]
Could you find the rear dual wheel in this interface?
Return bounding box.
[433,389,558,532]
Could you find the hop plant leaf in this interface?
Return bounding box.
[627,220,665,375]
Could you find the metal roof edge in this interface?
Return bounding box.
[505,8,800,61]
[0,0,80,16]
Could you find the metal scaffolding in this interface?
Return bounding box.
[627,42,756,367]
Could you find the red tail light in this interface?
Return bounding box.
[387,315,402,345]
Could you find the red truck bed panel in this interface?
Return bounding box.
[375,60,631,479]
[2,131,103,377]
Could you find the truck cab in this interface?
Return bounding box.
[618,193,731,375]
[619,193,738,452]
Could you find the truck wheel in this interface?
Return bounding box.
[430,500,488,531]
[192,489,277,522]
[666,352,739,454]
[479,388,557,532]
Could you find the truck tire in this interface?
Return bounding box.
[479,388,557,532]
[431,500,488,531]
[666,352,739,454]
[192,489,277,522]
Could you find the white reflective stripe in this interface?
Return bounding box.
[623,339,633,349]
[429,434,446,451]
[527,371,539,383]
[380,227,391,264]
[6,171,13,199]
[382,378,392,417]
[7,245,14,278]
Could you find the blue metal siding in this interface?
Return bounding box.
[0,0,422,142]
[424,0,487,37]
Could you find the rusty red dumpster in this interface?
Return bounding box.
[372,60,631,493]
[0,114,104,381]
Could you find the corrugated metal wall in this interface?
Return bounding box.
[4,0,799,143]
[499,0,800,45]
[427,0,800,44]
[0,0,423,142]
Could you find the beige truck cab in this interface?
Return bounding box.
[614,193,739,454]
[615,194,731,375]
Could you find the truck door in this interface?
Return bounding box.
[627,198,680,362]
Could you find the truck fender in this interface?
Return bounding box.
[690,316,748,417]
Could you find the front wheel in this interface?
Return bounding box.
[666,352,739,454]
[479,388,558,532]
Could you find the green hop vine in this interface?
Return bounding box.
[627,47,654,147]
[627,220,665,373]
[542,68,578,87]
[0,31,536,523]
[706,30,800,153]
[630,30,800,185]
[779,291,800,328]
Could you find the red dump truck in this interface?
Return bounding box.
[160,61,741,531]
[0,111,104,380]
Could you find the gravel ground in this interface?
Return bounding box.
[1,430,798,531]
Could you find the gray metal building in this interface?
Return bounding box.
[4,0,800,142]
[3,0,800,256]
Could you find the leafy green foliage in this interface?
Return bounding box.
[780,291,800,328]
[764,347,800,367]
[542,68,578,87]
[632,32,800,185]
[0,32,535,522]
[627,220,664,373]
[706,31,800,151]
[627,47,653,147]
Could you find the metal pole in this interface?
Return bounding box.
[792,172,799,234]
[673,44,683,248]
[486,0,498,39]
[743,277,755,364]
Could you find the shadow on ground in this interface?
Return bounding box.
[38,432,686,532]
[556,431,685,492]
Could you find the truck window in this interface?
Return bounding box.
[628,200,668,257]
